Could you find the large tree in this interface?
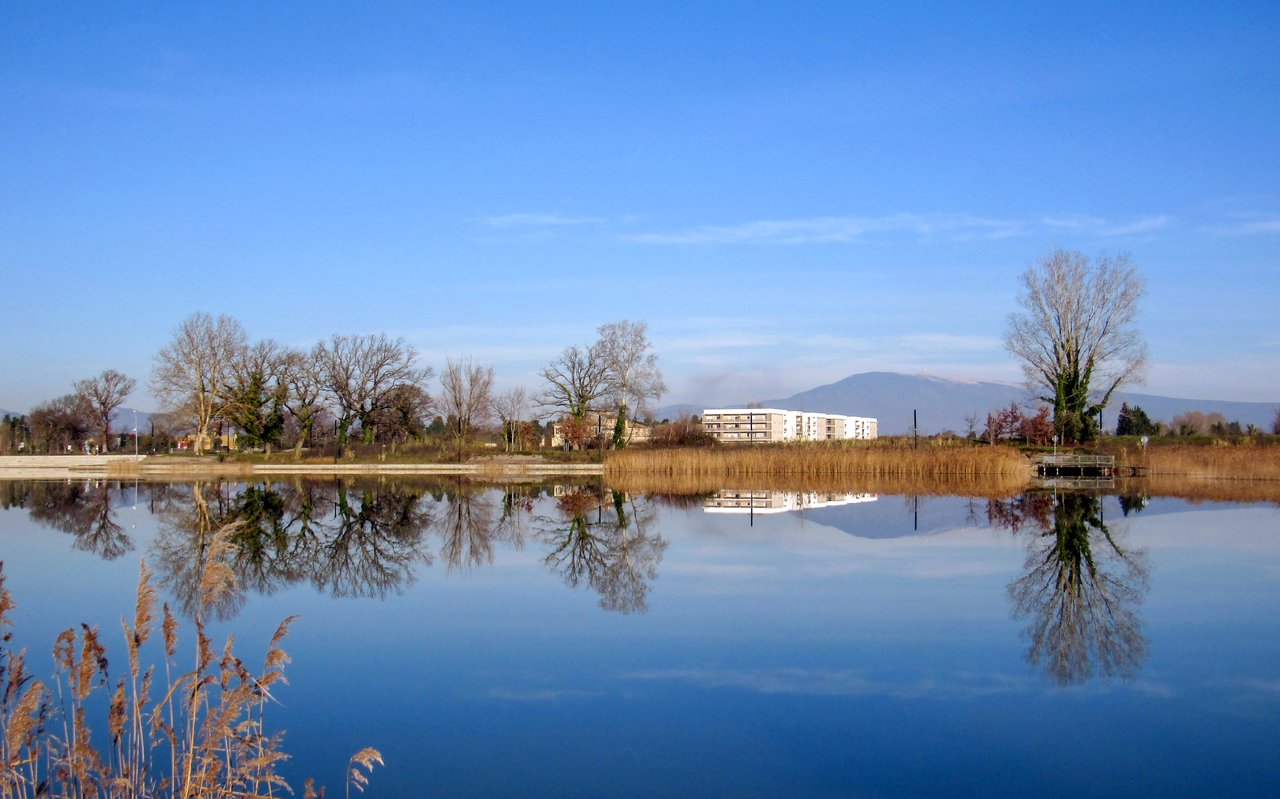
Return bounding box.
[280,346,326,458]
[1005,250,1147,442]
[537,342,611,420]
[29,394,92,453]
[151,312,248,454]
[597,320,665,446]
[224,339,288,453]
[314,333,432,445]
[74,368,137,452]
[438,357,494,461]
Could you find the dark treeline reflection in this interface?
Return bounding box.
[1,479,143,560]
[536,486,669,614]
[988,492,1150,685]
[2,478,666,619]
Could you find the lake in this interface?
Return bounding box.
[1,477,1278,797]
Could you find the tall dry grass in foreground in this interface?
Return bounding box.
[0,524,381,799]
[606,441,1033,497]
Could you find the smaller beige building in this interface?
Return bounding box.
[701,408,877,443]
[546,412,651,448]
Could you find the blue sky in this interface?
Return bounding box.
[2,2,1277,413]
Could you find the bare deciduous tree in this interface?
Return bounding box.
[74,368,137,452]
[314,333,432,445]
[493,387,528,452]
[1005,250,1147,443]
[368,384,434,447]
[151,312,248,454]
[537,343,610,421]
[438,357,494,460]
[29,394,92,453]
[280,347,326,458]
[597,319,665,446]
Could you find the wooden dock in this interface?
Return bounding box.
[1033,454,1147,481]
[1035,454,1115,477]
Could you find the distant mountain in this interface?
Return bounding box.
[0,408,16,419]
[761,372,1021,435]
[664,372,1278,435]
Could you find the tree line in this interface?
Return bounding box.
[966,399,1280,445]
[1,312,666,457]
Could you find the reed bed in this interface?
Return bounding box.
[1111,441,1280,481]
[606,441,1033,488]
[0,524,380,799]
[606,470,1031,499]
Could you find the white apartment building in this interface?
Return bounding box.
[700,408,878,443]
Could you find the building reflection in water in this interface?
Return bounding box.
[702,490,877,516]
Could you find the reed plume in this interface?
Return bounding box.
[0,530,381,798]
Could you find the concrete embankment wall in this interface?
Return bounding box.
[0,455,147,479]
[0,455,603,479]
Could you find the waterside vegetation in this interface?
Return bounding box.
[0,533,380,799]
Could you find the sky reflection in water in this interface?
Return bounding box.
[1,478,1278,797]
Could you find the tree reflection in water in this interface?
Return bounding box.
[992,492,1149,685]
[150,480,437,618]
[1,479,135,559]
[538,487,668,614]
[4,478,667,617]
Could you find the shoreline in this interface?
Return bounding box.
[0,454,605,479]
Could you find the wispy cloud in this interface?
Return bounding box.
[477,209,1174,246]
[623,213,1025,245]
[1041,214,1171,236]
[486,687,604,702]
[1210,213,1280,236]
[624,212,1171,245]
[479,212,605,228]
[622,667,1035,700]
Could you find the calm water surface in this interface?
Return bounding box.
[1,478,1278,797]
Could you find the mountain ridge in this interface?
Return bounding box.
[660,372,1278,435]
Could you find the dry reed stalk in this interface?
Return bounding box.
[0,532,381,798]
[1112,442,1280,482]
[605,470,1031,499]
[106,460,143,476]
[606,443,1033,484]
